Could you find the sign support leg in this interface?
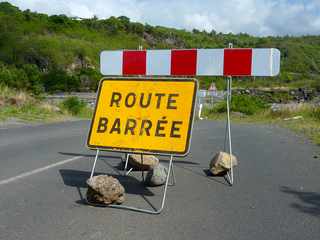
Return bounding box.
[123,153,133,176]
[90,149,100,179]
[141,153,145,181]
[169,161,176,186]
[123,153,176,186]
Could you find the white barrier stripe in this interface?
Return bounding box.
[197,49,224,76]
[252,48,269,76]
[147,50,171,75]
[100,51,123,75]
[252,49,267,76]
[251,48,280,76]
[269,49,272,75]
[272,48,281,76]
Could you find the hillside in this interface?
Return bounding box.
[0,1,320,94]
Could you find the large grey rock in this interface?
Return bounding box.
[209,151,238,175]
[145,164,168,186]
[128,154,159,171]
[86,175,125,205]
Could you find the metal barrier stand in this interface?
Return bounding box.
[224,76,234,186]
[223,42,234,186]
[87,149,175,214]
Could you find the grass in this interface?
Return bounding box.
[0,85,93,123]
[0,104,64,122]
[210,95,268,115]
[203,103,320,145]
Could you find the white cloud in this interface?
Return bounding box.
[5,0,320,36]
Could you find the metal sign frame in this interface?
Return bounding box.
[87,149,176,214]
[86,77,198,214]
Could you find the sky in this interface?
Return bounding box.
[5,0,320,36]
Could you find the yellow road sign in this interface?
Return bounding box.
[87,78,198,155]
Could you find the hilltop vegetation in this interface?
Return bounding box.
[0,1,320,94]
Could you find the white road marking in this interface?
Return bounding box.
[0,156,83,186]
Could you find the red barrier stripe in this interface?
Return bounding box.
[123,50,146,75]
[223,49,252,76]
[171,49,197,75]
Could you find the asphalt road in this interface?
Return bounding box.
[0,120,319,240]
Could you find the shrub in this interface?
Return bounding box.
[61,96,86,115]
[22,64,44,95]
[0,63,29,90]
[43,69,80,93]
[0,63,44,95]
[210,95,268,115]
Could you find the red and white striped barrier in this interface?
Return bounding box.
[100,48,280,77]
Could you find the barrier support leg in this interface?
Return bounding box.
[225,76,234,186]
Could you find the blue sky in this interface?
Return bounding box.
[5,0,320,36]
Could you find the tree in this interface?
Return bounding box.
[129,22,144,36]
[22,64,43,94]
[0,2,20,15]
[118,16,130,31]
[103,16,125,34]
[43,68,80,93]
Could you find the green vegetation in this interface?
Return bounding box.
[0,85,92,122]
[203,101,320,145]
[0,2,319,94]
[60,96,87,116]
[207,95,268,115]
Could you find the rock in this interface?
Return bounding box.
[86,175,125,205]
[143,32,157,46]
[209,151,238,175]
[145,164,168,186]
[128,154,159,171]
